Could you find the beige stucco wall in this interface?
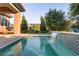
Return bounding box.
[14,13,21,34]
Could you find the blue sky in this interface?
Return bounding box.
[10,3,69,24]
[23,3,69,24]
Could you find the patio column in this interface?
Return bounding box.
[14,12,21,34]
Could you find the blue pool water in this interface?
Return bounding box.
[0,36,78,56]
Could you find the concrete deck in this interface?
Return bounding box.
[0,36,23,49]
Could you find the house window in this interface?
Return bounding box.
[1,17,10,27]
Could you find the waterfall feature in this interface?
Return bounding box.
[50,32,78,56]
[50,32,59,44]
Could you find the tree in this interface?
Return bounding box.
[62,20,72,31]
[45,9,67,31]
[69,3,79,31]
[40,16,47,33]
[21,15,28,33]
[70,3,79,16]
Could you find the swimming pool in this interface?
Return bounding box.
[0,36,78,56]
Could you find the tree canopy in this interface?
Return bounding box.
[70,3,79,16]
[45,9,68,31]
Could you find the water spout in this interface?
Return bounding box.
[50,32,59,44]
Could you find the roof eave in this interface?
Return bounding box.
[12,3,25,12]
[0,13,12,18]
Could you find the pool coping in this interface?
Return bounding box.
[26,34,51,37]
[51,31,79,35]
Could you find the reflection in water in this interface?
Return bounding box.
[21,38,27,50]
[40,36,58,56]
[44,44,58,56]
[13,38,27,56]
[40,38,45,50]
[13,42,22,56]
[0,37,58,56]
[0,39,23,56]
[0,38,27,56]
[0,46,12,56]
[40,37,50,50]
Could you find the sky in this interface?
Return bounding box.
[10,3,69,24]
